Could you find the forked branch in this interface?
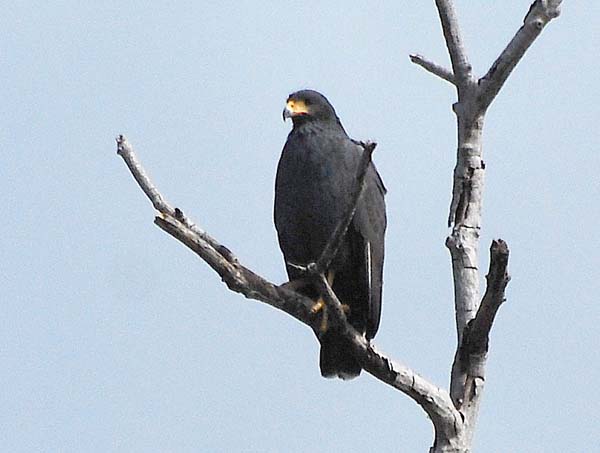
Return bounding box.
[408,1,561,451]
[115,135,460,439]
[117,0,561,450]
[460,239,511,363]
[477,0,564,111]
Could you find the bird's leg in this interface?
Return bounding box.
[319,306,329,333]
[311,270,336,313]
[311,299,326,314]
[312,271,336,332]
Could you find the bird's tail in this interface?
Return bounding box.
[319,330,361,379]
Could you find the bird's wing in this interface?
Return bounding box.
[352,163,387,338]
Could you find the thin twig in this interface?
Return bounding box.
[117,135,173,215]
[117,135,231,259]
[477,0,563,111]
[315,141,376,273]
[287,141,375,277]
[434,0,474,90]
[409,54,456,85]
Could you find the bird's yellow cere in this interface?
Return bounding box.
[286,99,309,115]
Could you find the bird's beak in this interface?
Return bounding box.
[282,99,308,121]
[282,106,293,121]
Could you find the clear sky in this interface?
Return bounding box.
[2,2,598,452]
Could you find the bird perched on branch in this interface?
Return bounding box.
[274,90,387,379]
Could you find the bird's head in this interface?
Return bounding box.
[282,90,339,125]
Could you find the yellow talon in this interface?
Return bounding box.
[310,298,329,332]
[312,271,337,333]
[319,308,329,333]
[311,298,326,314]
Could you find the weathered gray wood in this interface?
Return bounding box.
[411,1,562,451]
[409,54,456,85]
[116,135,461,435]
[117,1,562,450]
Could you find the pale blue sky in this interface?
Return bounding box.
[2,2,598,452]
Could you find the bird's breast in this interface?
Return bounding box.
[275,133,358,264]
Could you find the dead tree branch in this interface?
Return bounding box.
[289,141,376,276]
[315,141,376,272]
[434,0,475,91]
[116,135,461,439]
[409,54,456,85]
[117,1,561,450]
[478,0,564,112]
[408,1,562,451]
[460,239,511,364]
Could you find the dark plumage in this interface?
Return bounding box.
[274,90,387,379]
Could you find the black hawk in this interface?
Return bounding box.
[274,90,387,379]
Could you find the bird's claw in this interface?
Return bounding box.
[311,299,325,314]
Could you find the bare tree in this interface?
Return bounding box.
[116,2,562,451]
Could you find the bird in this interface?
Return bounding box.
[274,89,387,379]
